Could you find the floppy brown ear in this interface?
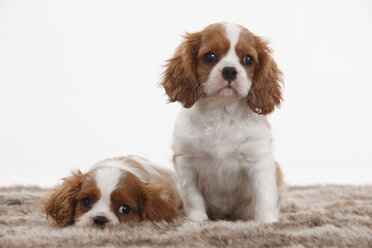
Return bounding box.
[247,37,283,115]
[42,170,84,227]
[160,32,202,108]
[138,181,179,222]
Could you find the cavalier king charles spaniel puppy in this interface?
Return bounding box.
[161,22,283,223]
[43,156,181,227]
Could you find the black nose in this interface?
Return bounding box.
[222,67,237,81]
[93,216,108,227]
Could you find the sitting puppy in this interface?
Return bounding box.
[43,155,181,227]
[161,22,283,223]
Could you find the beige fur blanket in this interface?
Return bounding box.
[1,185,372,247]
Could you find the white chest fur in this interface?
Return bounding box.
[172,98,277,220]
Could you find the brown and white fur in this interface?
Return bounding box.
[43,155,181,227]
[161,22,283,223]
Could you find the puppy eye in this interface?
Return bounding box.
[118,205,131,215]
[203,52,217,64]
[242,55,254,66]
[80,197,92,209]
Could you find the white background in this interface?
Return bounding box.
[0,0,371,187]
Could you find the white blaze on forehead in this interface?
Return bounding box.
[95,167,121,200]
[222,22,242,64]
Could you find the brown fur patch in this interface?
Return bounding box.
[125,156,182,211]
[244,32,283,115]
[276,162,284,188]
[111,172,179,222]
[73,175,100,222]
[235,29,259,81]
[42,170,86,227]
[161,31,202,108]
[110,173,143,222]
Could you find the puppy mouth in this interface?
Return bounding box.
[204,79,242,97]
[216,86,238,97]
[219,85,235,91]
[218,81,237,92]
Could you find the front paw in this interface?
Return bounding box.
[187,210,208,221]
[254,209,279,223]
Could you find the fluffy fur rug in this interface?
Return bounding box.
[1,185,372,248]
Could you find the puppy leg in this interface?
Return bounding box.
[175,156,208,221]
[247,158,279,223]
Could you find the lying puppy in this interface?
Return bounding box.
[43,155,181,227]
[161,22,283,223]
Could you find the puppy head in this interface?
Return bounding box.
[43,167,178,228]
[161,22,283,115]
